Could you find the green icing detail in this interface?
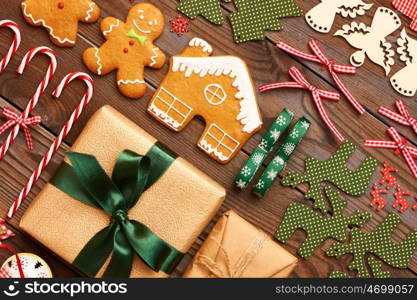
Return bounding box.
[229,0,303,43]
[330,257,390,278]
[276,186,371,259]
[127,29,147,45]
[282,141,378,213]
[178,0,232,25]
[326,214,417,278]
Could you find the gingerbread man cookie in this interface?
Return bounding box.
[147,37,263,164]
[21,0,100,47]
[83,3,166,99]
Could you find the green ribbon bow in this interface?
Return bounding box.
[51,144,184,277]
[127,29,147,45]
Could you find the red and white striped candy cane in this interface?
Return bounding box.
[8,72,94,218]
[0,47,57,160]
[0,20,21,73]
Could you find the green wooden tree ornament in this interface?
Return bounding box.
[330,257,390,278]
[178,0,232,25]
[326,214,417,278]
[282,141,378,213]
[276,186,371,259]
[228,0,303,43]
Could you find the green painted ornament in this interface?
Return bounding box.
[276,186,371,259]
[229,0,303,43]
[178,0,232,25]
[282,141,378,213]
[330,257,390,278]
[326,214,417,278]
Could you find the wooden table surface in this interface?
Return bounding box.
[0,0,416,278]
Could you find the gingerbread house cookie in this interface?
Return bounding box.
[21,0,100,47]
[147,38,263,164]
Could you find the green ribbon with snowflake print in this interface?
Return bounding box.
[234,109,294,190]
[253,117,311,197]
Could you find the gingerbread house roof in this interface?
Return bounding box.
[171,56,262,134]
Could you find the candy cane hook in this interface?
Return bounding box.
[0,20,21,73]
[8,72,94,218]
[0,46,57,160]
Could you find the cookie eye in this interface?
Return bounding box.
[139,15,144,20]
[148,21,153,26]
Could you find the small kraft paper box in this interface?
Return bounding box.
[183,211,298,278]
[20,105,226,278]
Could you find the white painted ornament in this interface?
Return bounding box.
[335,7,401,75]
[390,29,417,97]
[2,253,52,278]
[306,0,373,33]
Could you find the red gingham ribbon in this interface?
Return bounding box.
[0,244,24,278]
[0,107,41,150]
[393,0,417,31]
[378,99,417,135]
[259,67,345,142]
[365,127,417,178]
[276,40,365,115]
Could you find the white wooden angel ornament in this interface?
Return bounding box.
[305,0,373,33]
[391,29,417,97]
[334,7,401,75]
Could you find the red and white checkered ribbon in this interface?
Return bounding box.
[378,99,417,135]
[276,40,365,115]
[365,127,417,178]
[259,67,344,142]
[0,20,21,73]
[393,0,417,31]
[0,107,41,150]
[0,244,24,278]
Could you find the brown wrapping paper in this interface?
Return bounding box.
[183,211,297,278]
[20,105,226,278]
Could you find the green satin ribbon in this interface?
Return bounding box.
[50,143,184,277]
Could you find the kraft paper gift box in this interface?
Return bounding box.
[20,105,226,278]
[183,211,298,278]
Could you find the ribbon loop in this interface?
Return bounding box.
[51,147,184,277]
[0,107,41,150]
[378,100,417,135]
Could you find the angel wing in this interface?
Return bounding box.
[334,22,372,50]
[369,7,401,39]
[305,0,340,33]
[390,29,417,97]
[337,0,373,18]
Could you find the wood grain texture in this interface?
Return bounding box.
[0,0,415,278]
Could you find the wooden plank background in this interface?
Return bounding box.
[0,0,416,278]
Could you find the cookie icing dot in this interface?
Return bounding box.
[57,2,64,9]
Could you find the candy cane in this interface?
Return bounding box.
[0,20,21,73]
[0,47,57,160]
[8,72,94,218]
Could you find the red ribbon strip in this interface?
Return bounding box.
[378,100,417,135]
[259,67,345,142]
[365,127,417,178]
[0,244,24,278]
[276,40,365,115]
[0,107,41,150]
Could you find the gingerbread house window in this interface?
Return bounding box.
[204,84,226,105]
[202,124,240,160]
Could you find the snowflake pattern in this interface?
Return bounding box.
[300,121,310,129]
[290,130,299,139]
[235,179,247,189]
[252,153,265,166]
[275,115,287,126]
[256,180,265,189]
[267,169,278,180]
[270,129,281,142]
[259,139,268,150]
[170,15,190,36]
[273,156,284,166]
[283,143,296,156]
[240,166,251,177]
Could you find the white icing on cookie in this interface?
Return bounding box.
[189,38,213,53]
[133,19,151,34]
[150,47,159,66]
[103,19,120,36]
[94,47,102,75]
[85,2,96,21]
[199,139,229,161]
[117,79,145,85]
[148,103,182,129]
[22,2,76,45]
[171,56,262,133]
